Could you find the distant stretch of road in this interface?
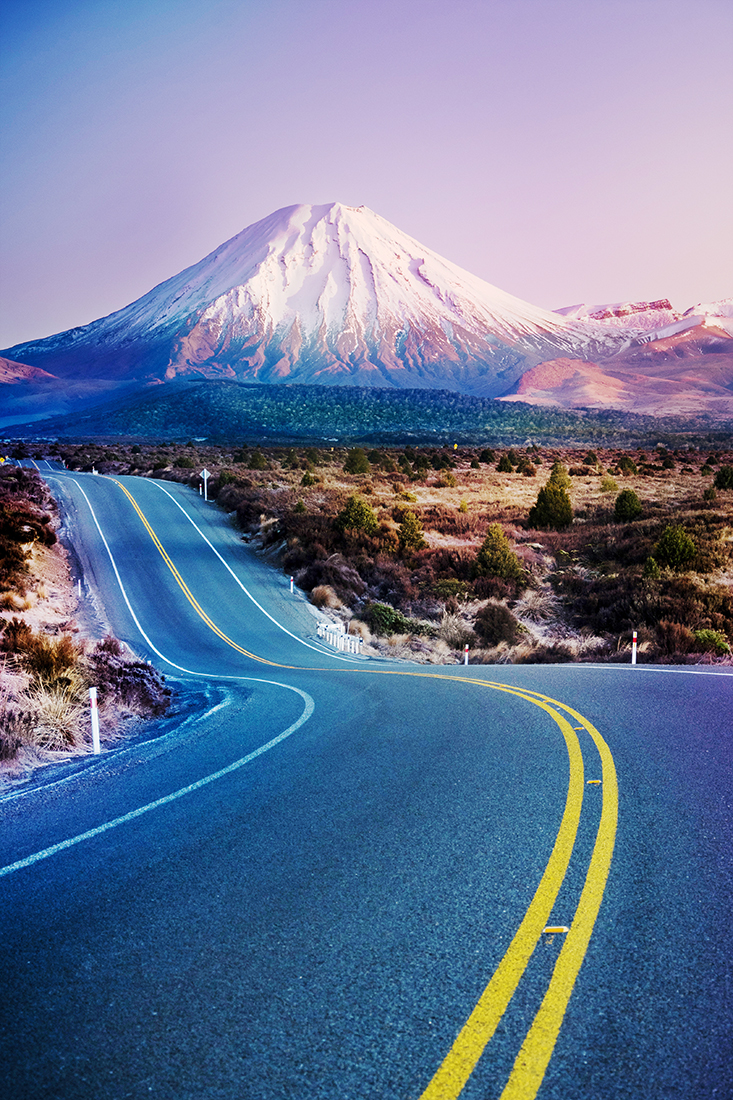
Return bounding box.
[1,465,731,1100]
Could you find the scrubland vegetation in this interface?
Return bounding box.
[38,436,733,669]
[0,465,170,769]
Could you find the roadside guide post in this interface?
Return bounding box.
[200,468,210,502]
[290,576,294,594]
[632,629,638,665]
[463,643,469,666]
[89,687,101,754]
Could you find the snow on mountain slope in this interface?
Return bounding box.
[1,203,620,399]
[555,299,682,335]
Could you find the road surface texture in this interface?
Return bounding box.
[1,467,731,1099]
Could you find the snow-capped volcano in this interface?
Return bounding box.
[2,203,617,399]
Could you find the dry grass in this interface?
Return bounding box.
[310,584,343,609]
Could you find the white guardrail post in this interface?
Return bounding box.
[316,622,363,655]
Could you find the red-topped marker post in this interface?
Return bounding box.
[632,629,638,665]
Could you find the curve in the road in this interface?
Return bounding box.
[27,471,621,1100]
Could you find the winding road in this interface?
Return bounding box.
[1,466,731,1099]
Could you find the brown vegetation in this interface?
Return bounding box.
[13,439,733,668]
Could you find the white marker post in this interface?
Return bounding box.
[200,468,210,502]
[89,687,101,754]
[463,644,469,666]
[290,576,294,594]
[632,629,638,665]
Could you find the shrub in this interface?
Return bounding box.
[366,603,413,636]
[397,510,427,552]
[617,456,638,475]
[528,484,573,530]
[614,489,643,522]
[343,448,371,475]
[548,461,572,490]
[657,620,695,655]
[692,629,731,656]
[583,451,599,466]
[301,470,315,487]
[176,456,195,469]
[703,487,717,503]
[432,579,470,601]
[654,525,696,571]
[474,603,520,646]
[713,465,733,489]
[334,495,379,536]
[293,500,306,514]
[600,474,619,493]
[643,556,661,579]
[497,454,513,473]
[474,524,524,581]
[248,452,268,470]
[479,449,495,464]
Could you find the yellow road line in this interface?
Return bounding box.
[113,479,287,668]
[110,479,618,1100]
[418,693,584,1099]
[498,699,618,1100]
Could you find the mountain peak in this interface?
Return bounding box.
[2,202,620,401]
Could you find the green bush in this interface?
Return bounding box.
[301,470,315,487]
[692,629,731,656]
[713,465,733,489]
[474,524,524,581]
[617,455,638,475]
[334,494,378,536]
[343,447,370,475]
[548,460,572,490]
[397,510,427,552]
[497,454,513,473]
[600,474,619,493]
[614,489,643,522]
[248,452,267,470]
[643,556,661,579]
[479,448,496,464]
[654,525,696,571]
[528,484,573,530]
[703,487,717,503]
[366,603,431,636]
[583,451,599,466]
[176,456,195,469]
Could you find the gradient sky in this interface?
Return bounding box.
[1,0,731,350]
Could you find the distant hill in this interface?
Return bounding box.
[15,380,732,448]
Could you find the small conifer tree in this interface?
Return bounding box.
[528,484,573,529]
[473,524,524,581]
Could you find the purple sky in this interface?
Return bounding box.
[1,0,731,350]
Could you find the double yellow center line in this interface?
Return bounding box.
[112,477,618,1100]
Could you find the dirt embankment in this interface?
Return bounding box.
[0,467,171,784]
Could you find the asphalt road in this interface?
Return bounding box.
[1,467,731,1099]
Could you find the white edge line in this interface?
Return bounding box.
[0,683,315,878]
[149,478,359,662]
